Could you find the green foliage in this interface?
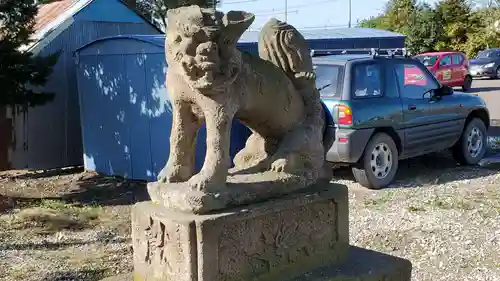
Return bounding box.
[0,0,60,107]
[359,0,500,57]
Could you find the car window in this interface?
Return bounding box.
[415,55,439,67]
[313,64,344,98]
[352,63,382,98]
[477,50,500,58]
[439,55,452,66]
[452,54,463,65]
[394,63,438,100]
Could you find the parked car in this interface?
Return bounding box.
[414,51,472,92]
[469,48,500,79]
[314,49,490,189]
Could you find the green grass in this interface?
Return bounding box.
[407,206,426,212]
[363,191,395,208]
[3,199,103,233]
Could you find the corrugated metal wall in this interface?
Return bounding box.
[10,20,160,170]
[76,37,251,181]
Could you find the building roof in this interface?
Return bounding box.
[239,27,406,43]
[33,0,78,37]
[25,0,162,53]
[77,26,405,52]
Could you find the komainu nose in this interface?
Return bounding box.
[196,42,218,55]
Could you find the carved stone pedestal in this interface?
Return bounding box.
[131,183,349,281]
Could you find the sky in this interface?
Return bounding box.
[218,0,438,30]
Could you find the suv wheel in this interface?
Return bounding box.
[462,76,472,92]
[352,133,399,189]
[452,118,487,165]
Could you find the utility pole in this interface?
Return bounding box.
[348,0,352,28]
[285,0,288,22]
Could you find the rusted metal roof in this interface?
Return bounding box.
[34,0,78,35]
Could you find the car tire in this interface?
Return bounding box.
[352,133,399,189]
[452,118,487,165]
[495,66,500,79]
[462,75,472,92]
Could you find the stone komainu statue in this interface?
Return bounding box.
[158,5,332,192]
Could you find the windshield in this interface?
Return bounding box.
[313,64,344,98]
[476,50,499,58]
[415,55,439,67]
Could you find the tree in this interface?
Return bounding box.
[0,0,59,107]
[434,0,472,51]
[405,3,443,54]
[463,6,500,57]
[135,0,220,31]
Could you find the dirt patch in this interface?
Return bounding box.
[0,169,146,281]
[1,153,499,281]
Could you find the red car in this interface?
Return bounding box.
[414,51,472,92]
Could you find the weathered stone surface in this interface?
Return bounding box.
[289,246,412,281]
[148,171,325,214]
[156,4,333,198]
[132,183,349,281]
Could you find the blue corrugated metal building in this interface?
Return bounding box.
[8,0,162,171]
[75,35,251,181]
[237,27,406,54]
[74,27,404,181]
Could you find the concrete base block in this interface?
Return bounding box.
[131,183,349,281]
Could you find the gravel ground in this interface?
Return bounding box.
[0,152,499,281]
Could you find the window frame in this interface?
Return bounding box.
[452,53,463,65]
[313,63,345,99]
[393,61,440,100]
[350,60,386,100]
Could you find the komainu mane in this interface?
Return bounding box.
[157,5,332,193]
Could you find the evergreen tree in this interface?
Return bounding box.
[0,0,59,107]
[434,0,472,51]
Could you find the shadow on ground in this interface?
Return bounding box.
[332,151,500,189]
[0,238,128,251]
[7,166,85,180]
[489,119,500,137]
[5,173,148,210]
[468,86,500,94]
[41,269,107,281]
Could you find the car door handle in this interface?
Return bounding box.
[408,105,417,110]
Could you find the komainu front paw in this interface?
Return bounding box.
[157,164,191,183]
[187,173,216,192]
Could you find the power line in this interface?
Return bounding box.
[251,0,340,14]
[222,0,258,4]
[254,9,299,17]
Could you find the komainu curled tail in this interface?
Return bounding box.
[258,18,316,93]
[257,18,334,181]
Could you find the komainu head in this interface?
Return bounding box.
[165,5,255,91]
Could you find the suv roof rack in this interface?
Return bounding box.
[310,48,412,58]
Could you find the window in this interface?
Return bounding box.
[439,55,452,66]
[477,49,500,58]
[394,63,438,100]
[352,63,382,98]
[452,54,463,65]
[415,55,439,67]
[314,64,344,98]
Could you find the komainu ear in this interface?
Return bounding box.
[220,11,255,47]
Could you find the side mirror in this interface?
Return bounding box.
[435,85,453,96]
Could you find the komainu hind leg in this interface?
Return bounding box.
[232,132,277,173]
